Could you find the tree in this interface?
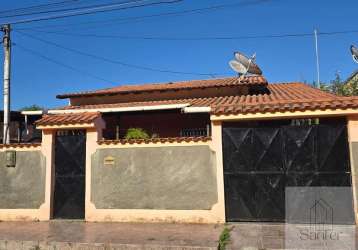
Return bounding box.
[20,104,43,111]
[319,72,358,96]
[342,76,358,96]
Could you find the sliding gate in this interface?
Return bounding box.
[222,120,353,222]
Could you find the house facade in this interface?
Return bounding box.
[1,75,358,224]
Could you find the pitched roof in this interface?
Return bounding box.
[212,83,358,115]
[36,112,100,126]
[56,76,268,99]
[53,83,358,115]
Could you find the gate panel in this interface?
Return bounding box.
[223,121,353,222]
[283,126,316,173]
[253,128,283,172]
[223,127,285,221]
[317,124,350,172]
[224,173,285,222]
[53,130,86,219]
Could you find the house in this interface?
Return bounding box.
[0,110,42,143]
[0,111,32,143]
[1,75,358,224]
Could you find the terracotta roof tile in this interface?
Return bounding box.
[36,112,100,126]
[98,137,211,145]
[56,76,268,99]
[211,83,358,115]
[53,83,358,116]
[0,143,41,149]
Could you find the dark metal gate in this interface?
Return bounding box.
[222,121,352,222]
[53,130,86,219]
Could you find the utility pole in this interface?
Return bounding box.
[1,24,11,144]
[314,29,320,89]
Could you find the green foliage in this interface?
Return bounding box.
[342,77,358,96]
[218,226,233,250]
[20,104,43,111]
[125,128,150,139]
[319,72,358,96]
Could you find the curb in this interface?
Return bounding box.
[0,240,218,250]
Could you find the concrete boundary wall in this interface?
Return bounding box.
[85,122,226,223]
[91,146,218,210]
[0,137,53,221]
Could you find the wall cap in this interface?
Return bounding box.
[0,143,41,149]
[98,137,212,145]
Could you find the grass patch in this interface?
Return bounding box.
[218,226,233,250]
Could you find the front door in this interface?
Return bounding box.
[53,130,86,219]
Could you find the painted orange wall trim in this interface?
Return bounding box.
[211,108,358,121]
[348,116,358,224]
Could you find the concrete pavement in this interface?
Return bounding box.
[0,221,223,250]
[0,221,356,249]
[227,223,357,250]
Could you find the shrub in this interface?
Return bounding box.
[125,128,150,139]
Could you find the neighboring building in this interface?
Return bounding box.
[0,110,46,143]
[20,110,43,142]
[0,111,31,143]
[0,110,42,143]
[1,75,358,224]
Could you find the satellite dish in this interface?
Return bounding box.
[351,45,358,63]
[228,51,262,76]
[229,60,248,75]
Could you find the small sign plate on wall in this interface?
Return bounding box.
[5,150,16,168]
[104,156,115,166]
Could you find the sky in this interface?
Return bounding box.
[1,0,358,109]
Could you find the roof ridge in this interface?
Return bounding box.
[56,75,268,99]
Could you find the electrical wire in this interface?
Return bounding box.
[1,0,182,25]
[15,42,116,84]
[16,31,227,77]
[0,0,156,19]
[0,0,81,16]
[21,29,358,41]
[14,0,273,30]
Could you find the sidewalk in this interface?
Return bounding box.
[0,221,223,250]
[0,221,356,249]
[227,223,357,250]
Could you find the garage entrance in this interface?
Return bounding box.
[222,118,353,222]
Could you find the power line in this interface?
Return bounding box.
[14,0,274,30]
[0,0,81,16]
[1,0,182,25]
[16,31,227,77]
[21,29,358,41]
[15,42,116,84]
[0,0,153,19]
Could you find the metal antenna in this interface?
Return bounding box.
[314,29,320,88]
